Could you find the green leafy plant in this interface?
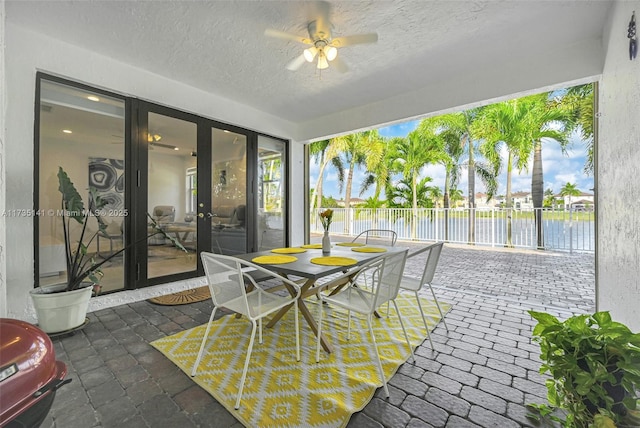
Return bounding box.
[528,310,640,427]
[56,167,185,292]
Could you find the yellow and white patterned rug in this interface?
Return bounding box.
[151,292,450,428]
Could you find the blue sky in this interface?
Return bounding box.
[310,119,594,200]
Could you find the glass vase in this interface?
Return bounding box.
[322,230,331,255]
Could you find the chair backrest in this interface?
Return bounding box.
[351,229,398,246]
[153,205,175,224]
[200,252,249,313]
[232,205,246,227]
[373,249,408,308]
[405,242,444,289]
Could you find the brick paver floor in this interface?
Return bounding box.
[41,243,594,428]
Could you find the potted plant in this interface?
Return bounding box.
[528,310,640,427]
[31,167,184,334]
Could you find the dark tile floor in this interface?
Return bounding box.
[42,244,594,427]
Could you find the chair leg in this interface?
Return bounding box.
[259,318,263,344]
[414,291,435,350]
[347,310,352,340]
[235,321,258,410]
[428,284,449,332]
[294,300,300,361]
[367,315,389,398]
[191,307,217,377]
[392,299,415,362]
[316,298,324,363]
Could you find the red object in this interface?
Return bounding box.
[0,319,70,428]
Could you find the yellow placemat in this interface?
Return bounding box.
[252,255,298,264]
[351,247,387,253]
[336,242,365,247]
[271,248,307,254]
[310,256,358,266]
[301,244,322,249]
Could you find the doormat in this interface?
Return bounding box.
[151,293,450,427]
[148,286,211,305]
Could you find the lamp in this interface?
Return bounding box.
[304,46,318,62]
[304,39,338,70]
[317,51,329,70]
[325,46,337,61]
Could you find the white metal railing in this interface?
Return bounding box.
[311,207,595,253]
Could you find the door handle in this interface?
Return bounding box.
[198,212,215,219]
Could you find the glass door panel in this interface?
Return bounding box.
[258,135,286,250]
[37,79,127,293]
[147,112,198,278]
[210,128,247,255]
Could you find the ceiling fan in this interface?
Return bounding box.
[264,1,378,73]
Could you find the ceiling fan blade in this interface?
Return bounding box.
[331,33,378,47]
[264,28,311,45]
[314,1,332,38]
[286,54,307,71]
[331,56,348,73]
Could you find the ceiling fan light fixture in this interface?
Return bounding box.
[303,46,318,62]
[317,53,329,69]
[325,46,338,61]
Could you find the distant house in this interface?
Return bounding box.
[336,198,366,207]
[511,191,533,210]
[557,192,594,211]
[488,192,532,209]
[475,192,498,209]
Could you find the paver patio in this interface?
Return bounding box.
[41,243,595,428]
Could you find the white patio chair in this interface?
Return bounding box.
[398,242,447,351]
[315,250,412,398]
[192,252,301,409]
[351,229,398,247]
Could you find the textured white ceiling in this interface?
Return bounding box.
[7,1,611,126]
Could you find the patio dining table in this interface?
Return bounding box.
[237,244,407,353]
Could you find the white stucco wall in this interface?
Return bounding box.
[598,0,640,331]
[0,0,7,318]
[4,23,302,323]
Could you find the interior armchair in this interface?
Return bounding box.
[211,204,247,255]
[149,205,175,245]
[152,205,176,224]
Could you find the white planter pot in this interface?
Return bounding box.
[30,284,93,334]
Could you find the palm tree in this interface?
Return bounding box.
[332,131,379,211]
[560,182,581,210]
[449,188,464,207]
[434,109,498,243]
[386,176,436,208]
[525,92,572,249]
[309,139,343,211]
[474,98,538,247]
[543,188,555,208]
[358,131,390,229]
[388,129,445,239]
[562,84,594,175]
[358,130,388,202]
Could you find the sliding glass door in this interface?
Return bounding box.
[210,127,248,255]
[145,111,199,279]
[35,74,288,291]
[36,78,128,293]
[258,135,287,250]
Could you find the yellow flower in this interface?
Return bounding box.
[319,209,333,231]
